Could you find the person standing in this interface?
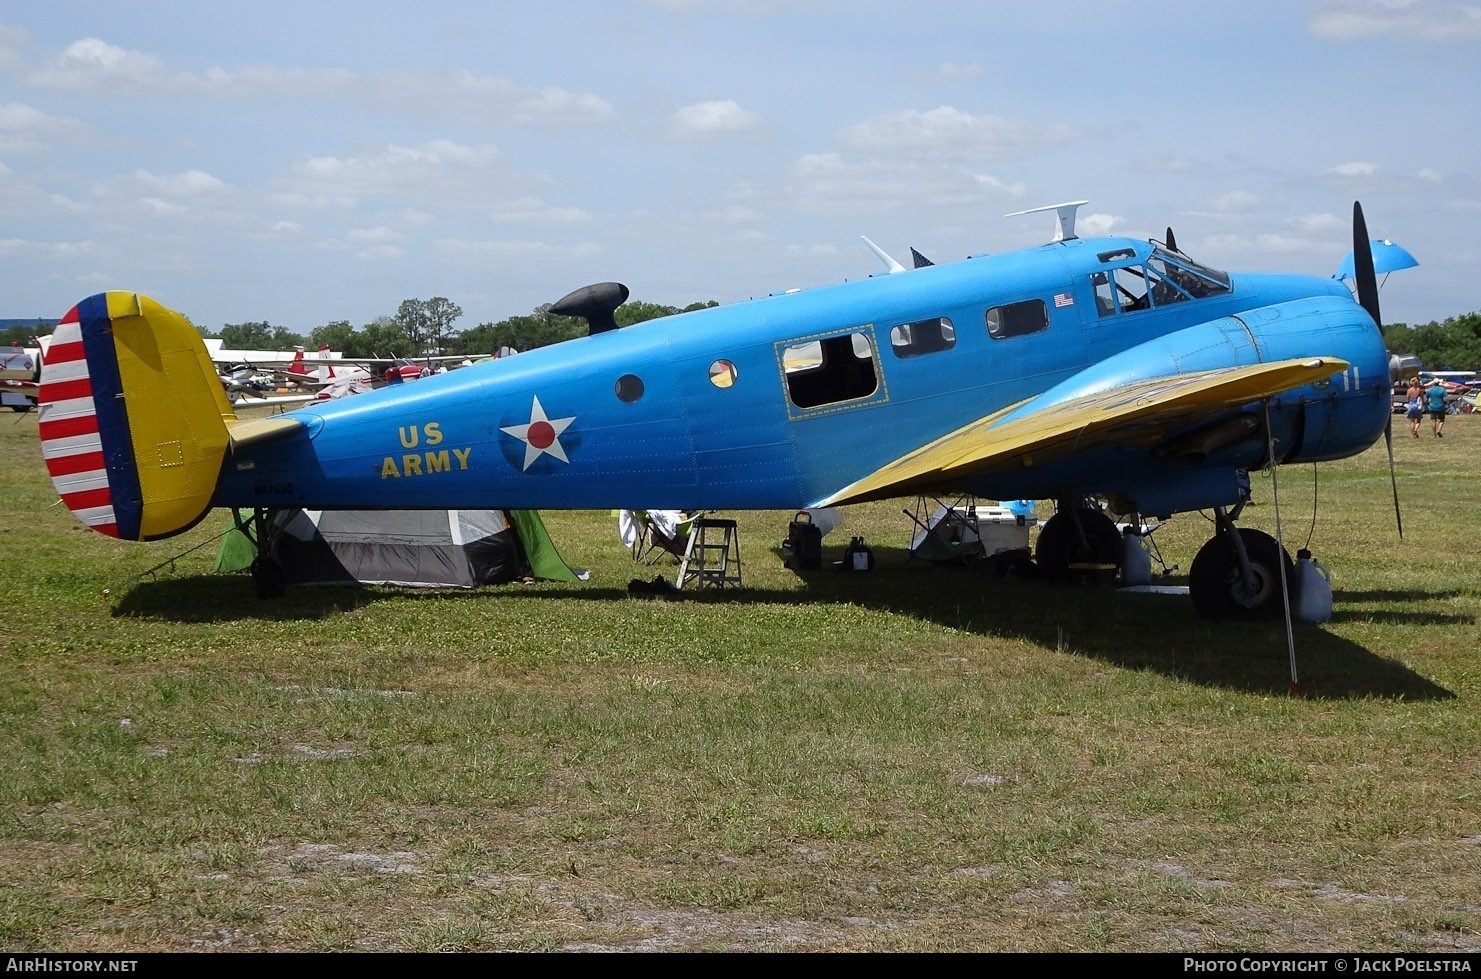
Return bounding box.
[1426,377,1449,437]
[1405,376,1425,438]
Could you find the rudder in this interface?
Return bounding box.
[38,292,236,540]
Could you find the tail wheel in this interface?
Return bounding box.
[1189,528,1292,620]
[250,556,287,600]
[1035,506,1122,583]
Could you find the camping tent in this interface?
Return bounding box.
[216,508,582,591]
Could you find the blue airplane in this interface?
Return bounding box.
[36,200,1409,619]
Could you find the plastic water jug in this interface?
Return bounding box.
[1294,549,1332,623]
[1002,499,1037,522]
[1121,528,1152,587]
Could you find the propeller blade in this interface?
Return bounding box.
[1165,226,1178,252]
[1352,202,1381,327]
[1354,201,1403,538]
[1384,414,1403,539]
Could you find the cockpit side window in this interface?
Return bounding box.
[1092,272,1116,317]
[1147,259,1193,307]
[1112,266,1150,312]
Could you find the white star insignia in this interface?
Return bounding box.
[500,395,575,471]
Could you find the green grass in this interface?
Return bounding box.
[1,408,1478,952]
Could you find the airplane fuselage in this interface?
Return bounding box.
[213,234,1390,518]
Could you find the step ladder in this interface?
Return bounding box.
[676,518,743,591]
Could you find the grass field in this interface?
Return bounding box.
[1,406,1478,953]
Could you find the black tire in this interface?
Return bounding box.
[1189,528,1292,621]
[1035,506,1123,584]
[250,556,287,599]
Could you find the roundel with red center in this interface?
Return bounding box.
[499,395,575,471]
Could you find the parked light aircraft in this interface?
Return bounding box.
[2,341,41,411]
[36,201,1410,619]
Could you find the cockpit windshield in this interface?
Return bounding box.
[1148,247,1231,300]
[1091,246,1232,316]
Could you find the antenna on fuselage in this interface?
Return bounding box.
[1005,200,1089,242]
[860,236,907,274]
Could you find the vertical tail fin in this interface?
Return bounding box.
[38,292,236,540]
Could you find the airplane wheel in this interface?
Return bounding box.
[1035,506,1122,584]
[250,556,287,599]
[1189,529,1292,621]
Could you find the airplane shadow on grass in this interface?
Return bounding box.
[112,544,1461,703]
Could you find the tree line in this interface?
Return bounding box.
[1379,313,1481,373]
[205,296,717,360]
[0,296,718,359]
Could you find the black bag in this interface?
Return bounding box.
[786,511,823,570]
[841,535,874,572]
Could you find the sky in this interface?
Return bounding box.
[2,1,1478,337]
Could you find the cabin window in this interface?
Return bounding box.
[615,374,644,403]
[781,331,879,409]
[889,316,956,358]
[985,299,1049,339]
[708,359,737,389]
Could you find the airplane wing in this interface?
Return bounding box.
[815,357,1347,507]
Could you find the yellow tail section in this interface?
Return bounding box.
[39,292,238,541]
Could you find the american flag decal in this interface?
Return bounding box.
[1054,292,1074,307]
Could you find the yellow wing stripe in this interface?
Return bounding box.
[818,358,1348,507]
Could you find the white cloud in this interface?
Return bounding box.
[140,197,186,217]
[1209,191,1261,213]
[272,141,535,212]
[28,37,176,92]
[1310,1,1481,42]
[0,21,30,72]
[0,101,88,152]
[25,39,612,128]
[840,105,1075,160]
[671,99,763,135]
[133,169,230,197]
[86,168,233,219]
[1291,211,1347,233]
[970,173,1027,197]
[346,226,404,244]
[1327,160,1382,178]
[1077,212,1120,237]
[487,199,593,227]
[937,62,983,80]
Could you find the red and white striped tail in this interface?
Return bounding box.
[38,304,122,537]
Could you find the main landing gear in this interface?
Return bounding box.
[1188,504,1293,620]
[1034,500,1124,583]
[1034,498,1294,621]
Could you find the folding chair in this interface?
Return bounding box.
[904,493,985,565]
[620,509,698,565]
